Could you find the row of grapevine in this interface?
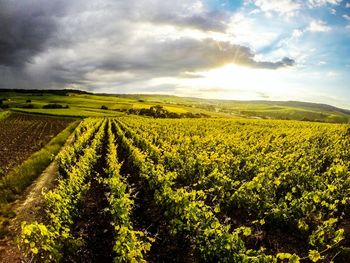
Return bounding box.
[20,118,107,262]
[56,118,103,177]
[104,119,153,262]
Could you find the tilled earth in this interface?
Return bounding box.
[0,113,73,176]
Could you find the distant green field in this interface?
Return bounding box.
[0,92,194,118]
[0,90,350,122]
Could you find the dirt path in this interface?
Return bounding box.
[0,132,76,262]
[0,161,59,262]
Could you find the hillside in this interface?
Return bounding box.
[0,89,349,123]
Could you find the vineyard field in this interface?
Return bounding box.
[2,116,348,263]
[2,0,350,261]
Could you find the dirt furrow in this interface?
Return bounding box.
[65,125,115,263]
[114,124,196,263]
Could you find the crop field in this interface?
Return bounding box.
[0,113,73,176]
[12,116,350,263]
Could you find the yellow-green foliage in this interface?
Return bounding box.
[116,116,350,261]
[18,116,350,261]
[105,120,154,262]
[0,111,10,121]
[19,119,106,262]
[20,222,62,262]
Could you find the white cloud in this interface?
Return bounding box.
[226,13,279,50]
[249,0,300,15]
[248,0,342,15]
[327,71,340,77]
[307,0,342,7]
[292,29,303,38]
[343,14,350,21]
[330,8,336,14]
[307,20,331,32]
[346,3,350,8]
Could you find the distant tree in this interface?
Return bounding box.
[0,99,8,109]
[125,104,209,119]
[26,99,32,103]
[101,105,108,110]
[43,103,67,109]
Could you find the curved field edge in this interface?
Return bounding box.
[0,121,80,236]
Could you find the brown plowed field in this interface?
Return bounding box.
[0,113,73,175]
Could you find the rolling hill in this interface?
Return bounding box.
[0,89,349,123]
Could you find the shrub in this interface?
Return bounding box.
[43,104,69,109]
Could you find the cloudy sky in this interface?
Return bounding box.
[0,0,350,108]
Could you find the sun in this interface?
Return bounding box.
[150,63,298,101]
[200,64,257,88]
[188,63,298,101]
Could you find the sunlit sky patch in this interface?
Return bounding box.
[0,0,349,108]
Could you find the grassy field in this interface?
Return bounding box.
[1,90,350,122]
[0,91,194,117]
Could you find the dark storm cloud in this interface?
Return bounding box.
[89,38,294,75]
[0,0,295,91]
[0,0,68,67]
[253,56,295,69]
